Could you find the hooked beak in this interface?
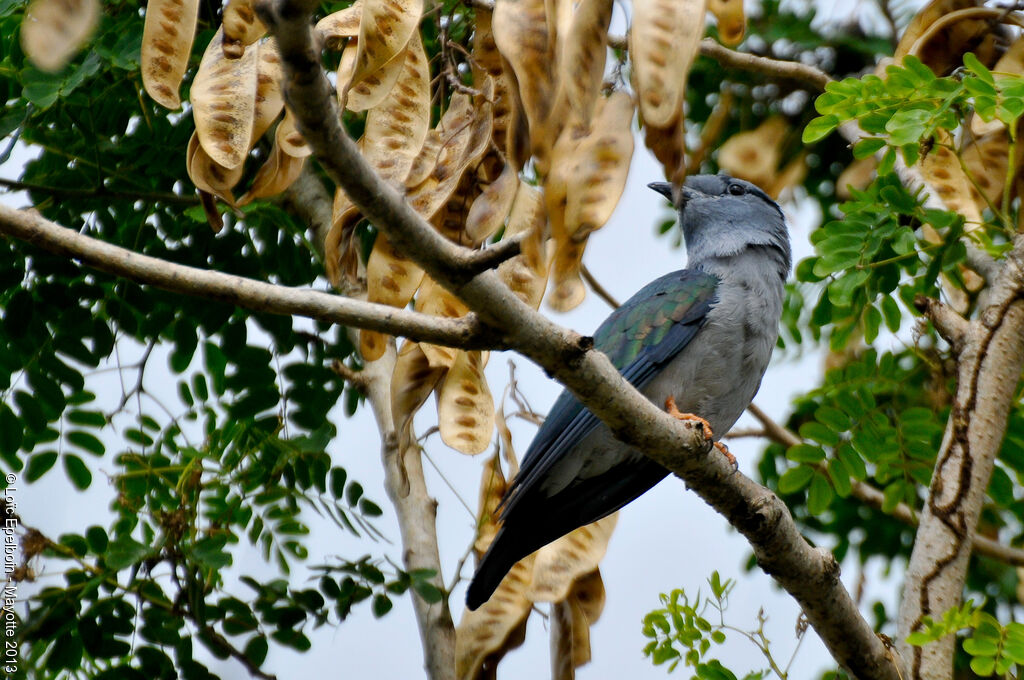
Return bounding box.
[647,181,699,206]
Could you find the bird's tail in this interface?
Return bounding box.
[465,521,542,611]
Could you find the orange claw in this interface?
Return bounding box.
[664,396,713,440]
[664,396,737,468]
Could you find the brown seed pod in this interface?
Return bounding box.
[191,29,259,169]
[140,0,199,109]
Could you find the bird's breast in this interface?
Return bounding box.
[643,272,783,438]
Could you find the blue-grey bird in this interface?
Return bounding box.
[465,173,791,610]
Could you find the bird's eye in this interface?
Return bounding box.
[727,183,745,196]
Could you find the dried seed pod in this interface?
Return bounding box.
[836,157,876,200]
[251,39,286,144]
[324,191,362,286]
[493,0,557,165]
[506,182,548,274]
[222,0,266,59]
[277,109,312,158]
[345,49,406,112]
[361,235,426,361]
[140,0,199,109]
[237,119,308,205]
[315,0,363,50]
[187,131,244,206]
[643,114,686,183]
[563,92,635,241]
[550,570,606,678]
[961,129,1009,210]
[717,115,787,189]
[549,93,634,311]
[473,9,519,167]
[630,0,707,128]
[21,0,99,72]
[559,0,613,128]
[457,455,533,680]
[192,29,259,169]
[350,0,422,92]
[362,31,431,185]
[897,2,1012,76]
[528,514,617,603]
[708,0,745,45]
[391,340,447,437]
[406,86,494,221]
[438,350,495,455]
[414,276,469,368]
[465,164,520,243]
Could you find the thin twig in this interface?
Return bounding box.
[0,177,200,206]
[581,264,621,308]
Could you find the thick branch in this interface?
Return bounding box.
[0,204,503,351]
[256,3,901,678]
[897,235,1024,680]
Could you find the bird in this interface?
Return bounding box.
[465,173,792,610]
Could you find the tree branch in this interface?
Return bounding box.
[255,3,902,678]
[0,177,200,206]
[697,39,832,91]
[897,235,1024,680]
[745,404,1024,568]
[913,295,970,351]
[0,204,503,352]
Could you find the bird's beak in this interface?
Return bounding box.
[647,181,673,201]
[647,181,699,207]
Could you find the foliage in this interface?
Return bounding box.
[907,600,1024,678]
[642,572,788,680]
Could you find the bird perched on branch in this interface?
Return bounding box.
[465,173,791,610]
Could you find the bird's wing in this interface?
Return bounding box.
[501,269,719,514]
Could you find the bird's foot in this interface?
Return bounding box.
[665,397,736,469]
[714,441,737,470]
[664,396,713,440]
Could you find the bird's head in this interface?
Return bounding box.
[648,174,791,281]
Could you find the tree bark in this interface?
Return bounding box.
[897,239,1024,680]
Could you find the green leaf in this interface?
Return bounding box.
[67,430,105,456]
[969,654,995,676]
[803,115,840,143]
[24,451,58,481]
[786,444,826,463]
[331,467,348,498]
[0,403,23,456]
[244,635,269,667]
[413,580,444,604]
[964,53,994,83]
[963,635,998,657]
[105,535,152,570]
[827,459,852,497]
[778,465,814,494]
[885,108,931,146]
[86,526,109,554]
[372,593,392,617]
[63,453,92,490]
[853,137,885,159]
[987,465,1014,507]
[799,421,840,447]
[807,473,834,514]
[816,406,851,432]
[192,535,232,570]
